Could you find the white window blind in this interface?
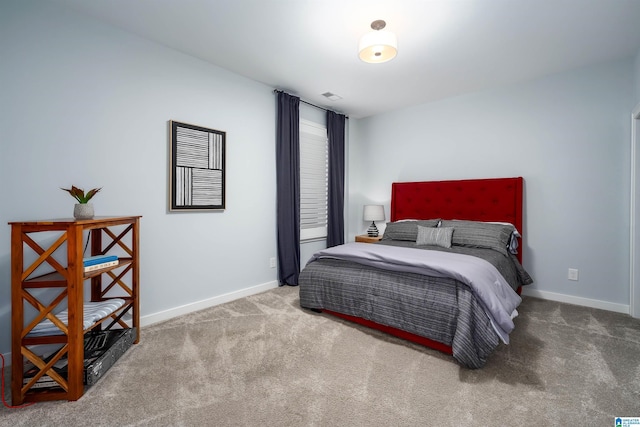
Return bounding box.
[300,119,328,241]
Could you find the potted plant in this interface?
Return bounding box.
[61,185,101,219]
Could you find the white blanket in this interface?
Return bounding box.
[308,243,521,344]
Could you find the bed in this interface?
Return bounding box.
[298,177,533,368]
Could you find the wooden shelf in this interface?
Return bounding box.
[21,257,134,286]
[10,216,141,403]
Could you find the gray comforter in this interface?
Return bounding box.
[299,241,533,368]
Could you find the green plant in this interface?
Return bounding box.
[61,185,101,204]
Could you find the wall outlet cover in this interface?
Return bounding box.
[568,268,579,281]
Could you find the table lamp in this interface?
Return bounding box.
[363,205,385,237]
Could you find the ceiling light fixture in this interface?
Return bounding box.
[358,19,397,64]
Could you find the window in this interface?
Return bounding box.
[299,119,328,241]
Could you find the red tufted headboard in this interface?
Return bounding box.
[390,177,524,262]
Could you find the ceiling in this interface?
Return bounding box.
[50,0,640,118]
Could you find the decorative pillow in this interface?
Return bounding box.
[440,220,516,256]
[416,226,453,248]
[382,219,441,241]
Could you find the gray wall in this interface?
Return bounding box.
[635,49,640,105]
[0,2,279,355]
[347,59,635,311]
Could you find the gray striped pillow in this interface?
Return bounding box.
[417,226,453,248]
[382,219,441,241]
[440,220,515,256]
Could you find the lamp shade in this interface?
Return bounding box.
[363,205,385,222]
[358,30,397,63]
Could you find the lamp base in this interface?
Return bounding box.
[367,222,379,237]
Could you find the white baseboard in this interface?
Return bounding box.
[0,280,280,367]
[140,280,280,327]
[521,288,630,314]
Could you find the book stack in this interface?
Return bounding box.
[22,354,67,389]
[83,254,119,272]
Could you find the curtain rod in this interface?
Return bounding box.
[273,89,349,119]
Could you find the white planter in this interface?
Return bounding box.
[73,203,94,219]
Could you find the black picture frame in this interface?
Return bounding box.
[169,120,226,211]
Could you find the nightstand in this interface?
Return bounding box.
[355,235,383,243]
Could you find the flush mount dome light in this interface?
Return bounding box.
[358,19,397,63]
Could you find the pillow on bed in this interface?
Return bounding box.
[416,225,453,248]
[486,222,521,254]
[440,220,516,256]
[382,219,440,241]
[509,230,521,254]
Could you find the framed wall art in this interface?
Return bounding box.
[169,120,226,211]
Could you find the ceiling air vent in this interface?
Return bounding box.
[321,92,342,101]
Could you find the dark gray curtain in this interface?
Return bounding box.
[327,110,346,247]
[276,92,301,286]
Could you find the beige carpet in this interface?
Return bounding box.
[1,285,639,426]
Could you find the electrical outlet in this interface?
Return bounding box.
[568,268,579,281]
[270,257,276,268]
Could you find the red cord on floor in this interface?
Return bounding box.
[1,353,34,409]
